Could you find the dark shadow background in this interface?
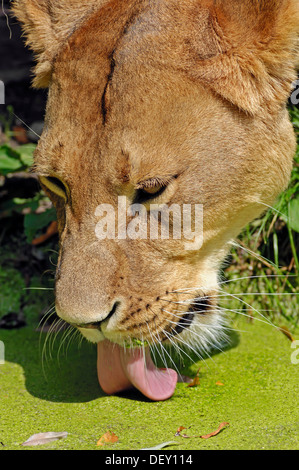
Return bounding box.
[0,0,47,128]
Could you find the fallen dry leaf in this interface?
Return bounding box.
[279,326,294,342]
[187,377,200,387]
[175,426,194,438]
[215,381,224,386]
[97,431,118,447]
[200,422,229,439]
[31,221,58,246]
[175,426,187,437]
[21,432,68,447]
[187,369,200,388]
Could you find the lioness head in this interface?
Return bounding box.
[14,0,299,400]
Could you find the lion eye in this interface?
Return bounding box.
[133,175,178,205]
[142,184,164,195]
[134,183,167,204]
[39,176,68,201]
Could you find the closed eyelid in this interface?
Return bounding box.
[132,185,168,204]
[132,175,179,205]
[135,175,177,190]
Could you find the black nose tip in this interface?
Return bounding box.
[74,301,120,329]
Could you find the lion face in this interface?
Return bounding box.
[14,0,298,399]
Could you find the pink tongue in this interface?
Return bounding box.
[97,340,177,401]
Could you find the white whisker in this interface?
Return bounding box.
[257,201,288,219]
[13,112,41,139]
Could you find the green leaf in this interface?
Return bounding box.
[24,207,57,243]
[0,144,20,159]
[17,144,36,167]
[0,156,23,174]
[288,198,299,233]
[0,144,24,175]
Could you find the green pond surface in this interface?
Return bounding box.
[0,312,298,450]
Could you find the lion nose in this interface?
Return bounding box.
[71,301,120,329]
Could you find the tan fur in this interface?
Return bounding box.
[13,0,299,347]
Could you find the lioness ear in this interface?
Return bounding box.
[12,0,53,87]
[193,0,299,114]
[12,0,102,87]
